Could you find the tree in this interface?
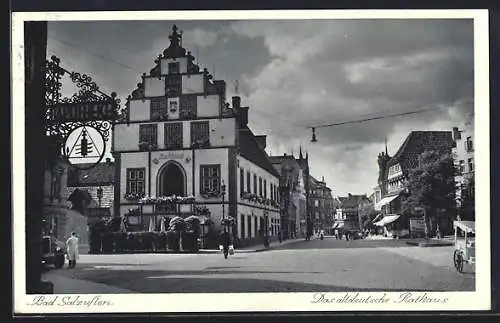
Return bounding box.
[401,150,457,239]
[459,175,475,221]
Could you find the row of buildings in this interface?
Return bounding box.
[42,25,338,248]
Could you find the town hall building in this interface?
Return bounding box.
[112,25,280,246]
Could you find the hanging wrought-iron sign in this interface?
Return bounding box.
[45,55,120,170]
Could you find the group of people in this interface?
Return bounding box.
[333,229,353,241]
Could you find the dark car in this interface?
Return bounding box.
[41,235,66,269]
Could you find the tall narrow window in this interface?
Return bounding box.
[466,136,474,152]
[164,122,183,149]
[259,177,263,197]
[126,168,146,196]
[139,124,157,150]
[200,165,220,194]
[240,168,245,197]
[253,174,257,194]
[459,160,465,174]
[247,215,252,238]
[150,97,167,121]
[468,158,474,173]
[166,75,181,96]
[168,62,180,74]
[180,95,197,119]
[191,121,210,147]
[246,171,251,192]
[264,180,267,198]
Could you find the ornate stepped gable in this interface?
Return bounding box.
[124,24,231,120]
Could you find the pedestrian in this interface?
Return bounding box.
[66,231,79,269]
[278,230,282,243]
[334,229,339,240]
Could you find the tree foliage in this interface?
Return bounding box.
[401,150,457,236]
[459,175,475,221]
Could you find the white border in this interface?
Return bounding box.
[12,9,490,313]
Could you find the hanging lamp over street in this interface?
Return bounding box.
[311,127,317,143]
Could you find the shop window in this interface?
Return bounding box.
[139,124,157,150]
[191,121,210,148]
[126,168,145,195]
[164,122,183,149]
[200,164,220,194]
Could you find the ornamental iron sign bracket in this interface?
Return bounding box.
[45,55,121,170]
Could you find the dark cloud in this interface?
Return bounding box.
[46,18,475,196]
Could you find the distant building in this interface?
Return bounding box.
[269,149,309,239]
[375,131,455,234]
[309,176,335,233]
[65,158,115,224]
[452,113,474,212]
[335,193,372,231]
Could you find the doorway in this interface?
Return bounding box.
[158,162,186,196]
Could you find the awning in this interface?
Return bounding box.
[374,214,401,227]
[332,222,344,229]
[374,194,400,211]
[371,213,383,223]
[454,220,475,234]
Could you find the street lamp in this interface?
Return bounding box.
[221,180,227,232]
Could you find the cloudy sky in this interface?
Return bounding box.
[47,18,474,197]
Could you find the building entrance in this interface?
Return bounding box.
[159,162,185,196]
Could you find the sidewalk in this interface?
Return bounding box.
[405,238,454,247]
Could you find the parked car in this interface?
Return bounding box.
[41,235,66,269]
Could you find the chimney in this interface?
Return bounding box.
[255,135,267,150]
[239,106,249,127]
[452,127,461,141]
[232,96,241,109]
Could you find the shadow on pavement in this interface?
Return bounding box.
[54,268,474,293]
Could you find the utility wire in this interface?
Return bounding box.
[308,106,441,129]
[49,37,142,74]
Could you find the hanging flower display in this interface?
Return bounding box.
[194,205,211,216]
[139,195,196,204]
[124,192,145,201]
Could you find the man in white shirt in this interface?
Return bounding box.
[66,231,79,268]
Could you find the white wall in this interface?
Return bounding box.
[129,99,150,122]
[237,156,280,205]
[236,204,280,239]
[197,95,220,118]
[209,118,236,147]
[144,77,166,97]
[182,74,204,94]
[114,123,139,151]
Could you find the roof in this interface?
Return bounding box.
[338,194,371,207]
[67,162,115,187]
[388,131,454,173]
[238,127,280,178]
